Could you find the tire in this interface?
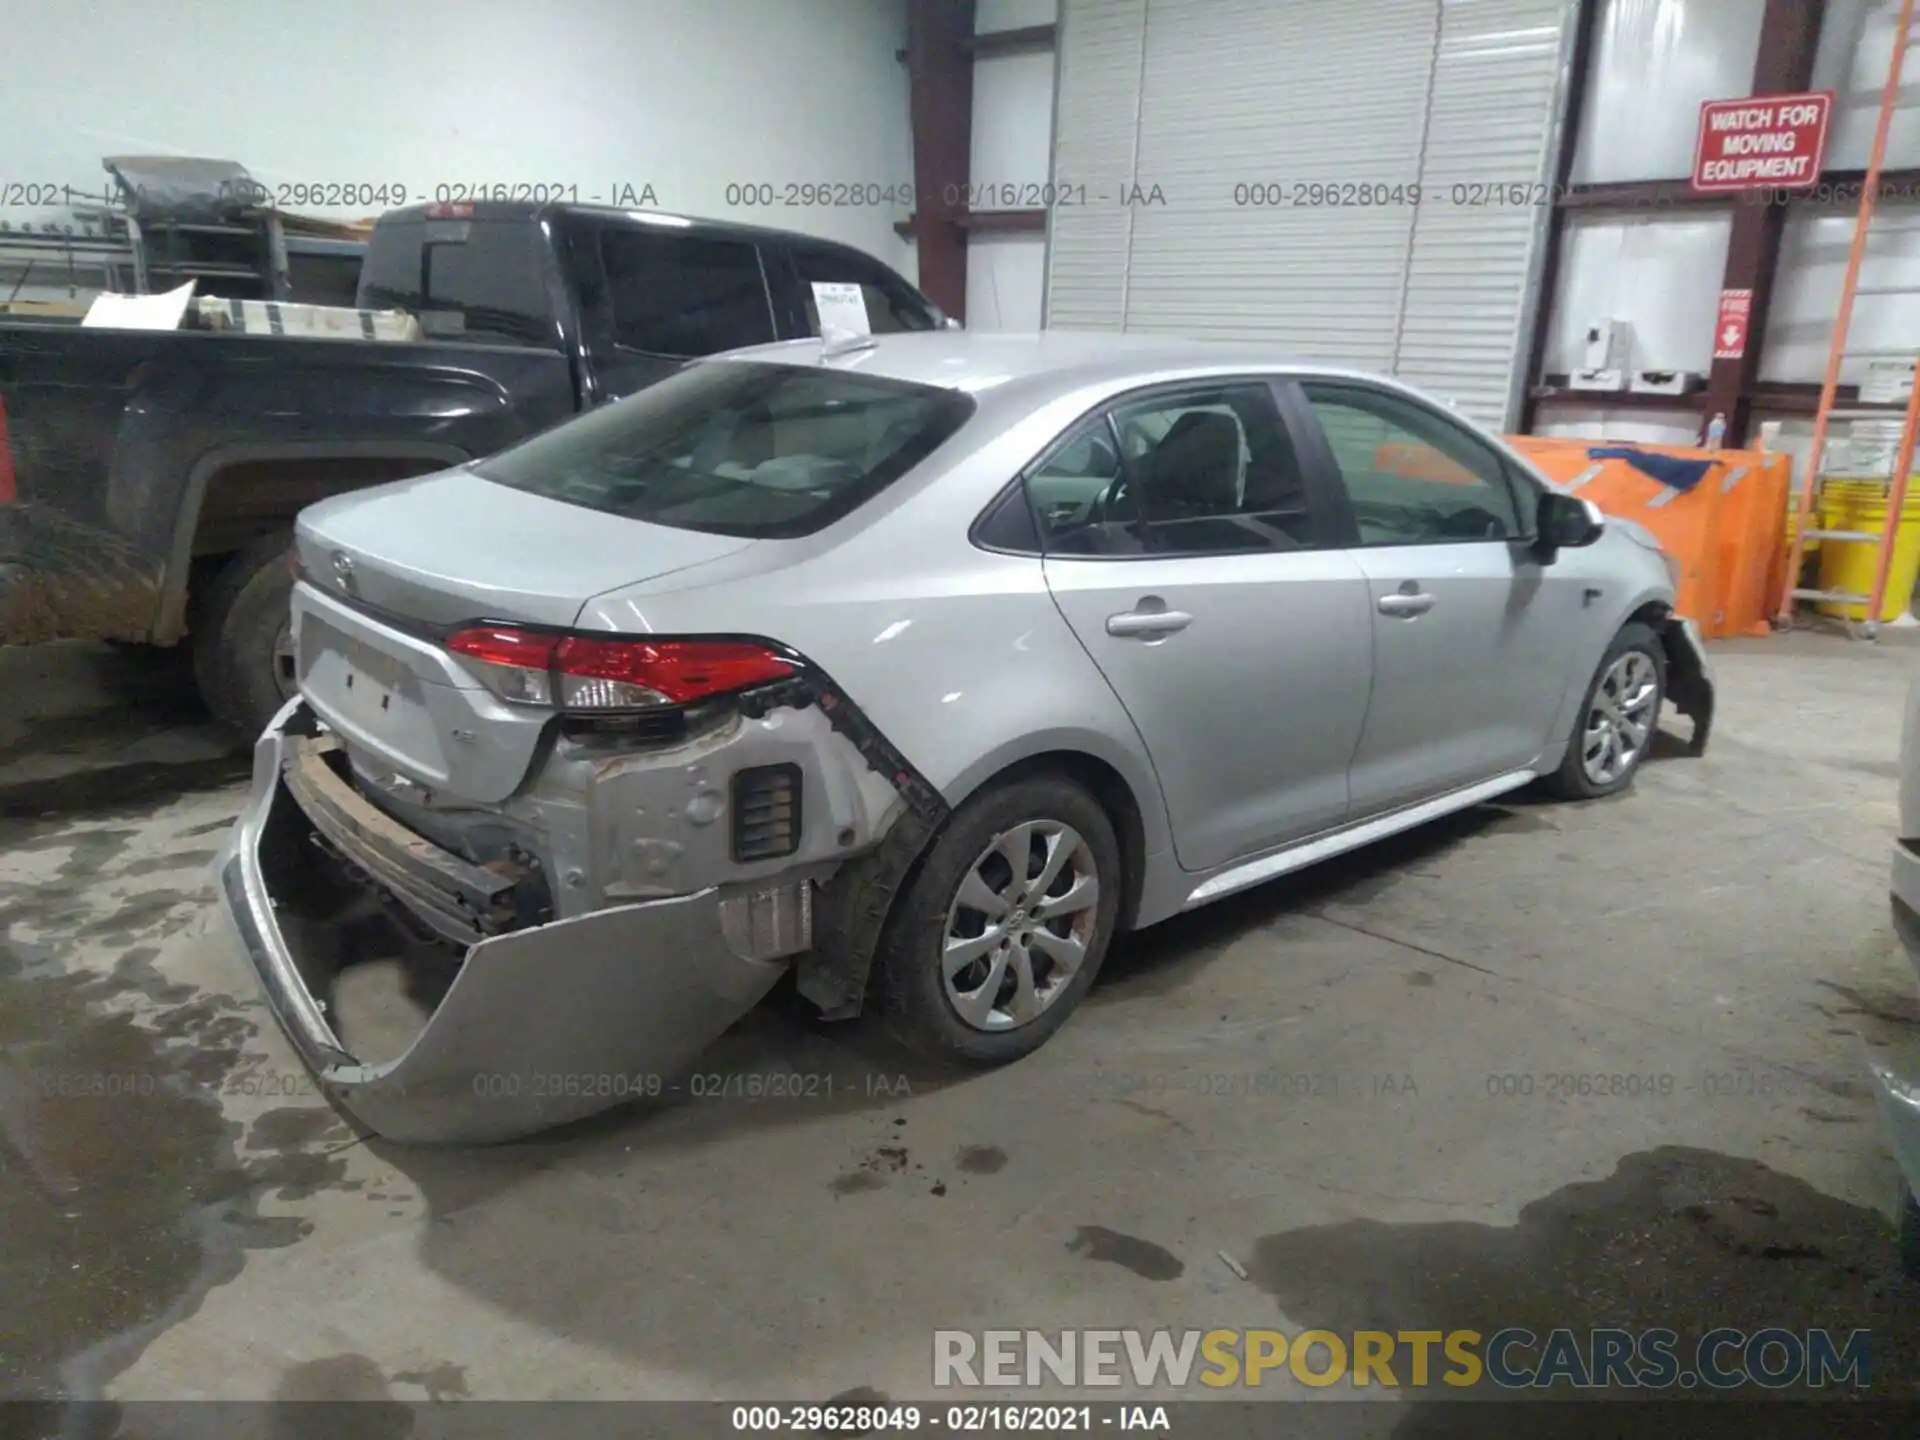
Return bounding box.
[874,773,1122,1066]
[1899,1181,1920,1281]
[1543,620,1666,800]
[192,530,298,737]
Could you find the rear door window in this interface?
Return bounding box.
[1034,383,1322,557]
[597,228,777,357]
[475,360,975,538]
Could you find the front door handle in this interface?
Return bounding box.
[1377,592,1435,618]
[1106,608,1193,638]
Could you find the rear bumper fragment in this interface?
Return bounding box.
[216,698,802,1144]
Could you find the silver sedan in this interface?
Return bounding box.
[217,331,1714,1142]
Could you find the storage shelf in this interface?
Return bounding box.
[1529,386,1707,412]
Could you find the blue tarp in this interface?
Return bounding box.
[1586,446,1718,494]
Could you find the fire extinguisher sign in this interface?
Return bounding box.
[1714,288,1752,361]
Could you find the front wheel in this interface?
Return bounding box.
[1543,621,1666,800]
[875,774,1122,1066]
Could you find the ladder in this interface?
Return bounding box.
[1778,0,1920,638]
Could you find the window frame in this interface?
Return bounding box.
[779,241,942,337]
[584,222,779,361]
[1289,379,1539,550]
[970,375,1349,561]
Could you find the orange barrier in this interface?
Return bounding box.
[1375,440,1480,486]
[1506,437,1790,640]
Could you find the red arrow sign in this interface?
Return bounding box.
[1714,288,1753,361]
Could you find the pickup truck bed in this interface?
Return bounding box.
[0,199,943,735]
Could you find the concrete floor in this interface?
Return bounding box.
[3,631,1920,1421]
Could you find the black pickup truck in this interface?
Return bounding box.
[0,201,944,733]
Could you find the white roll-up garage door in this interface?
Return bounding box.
[1044,0,1576,430]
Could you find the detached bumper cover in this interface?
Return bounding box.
[215,700,794,1144]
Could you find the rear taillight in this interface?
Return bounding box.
[445,627,797,712]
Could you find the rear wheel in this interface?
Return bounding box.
[1543,621,1666,800]
[875,774,1121,1066]
[192,530,298,737]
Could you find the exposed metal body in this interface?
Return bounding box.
[217,330,1713,1142]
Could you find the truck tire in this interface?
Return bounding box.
[193,531,297,737]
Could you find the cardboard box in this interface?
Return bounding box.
[1630,369,1704,395]
[194,296,421,342]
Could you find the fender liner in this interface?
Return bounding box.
[1656,612,1714,757]
[735,674,950,1021]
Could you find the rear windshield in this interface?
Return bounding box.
[474,360,976,538]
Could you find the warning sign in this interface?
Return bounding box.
[1714,288,1752,361]
[1692,92,1832,192]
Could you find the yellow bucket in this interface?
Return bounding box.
[1815,478,1920,621]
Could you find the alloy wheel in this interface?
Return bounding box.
[942,819,1101,1031]
[1581,650,1659,786]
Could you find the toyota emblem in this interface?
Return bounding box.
[330,551,357,595]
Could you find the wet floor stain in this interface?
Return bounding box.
[955,1144,1007,1175]
[0,944,351,1399]
[1408,970,1437,988]
[1247,1147,1920,1415]
[829,1171,886,1197]
[1068,1225,1185,1282]
[0,717,356,1401]
[273,1354,415,1439]
[246,1106,352,1153]
[118,848,222,878]
[391,1360,470,1401]
[0,754,249,821]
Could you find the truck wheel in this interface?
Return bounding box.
[193,531,297,737]
[874,774,1121,1067]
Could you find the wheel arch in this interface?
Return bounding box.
[798,737,1166,1023]
[158,440,470,642]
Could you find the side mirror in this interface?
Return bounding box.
[1534,491,1604,559]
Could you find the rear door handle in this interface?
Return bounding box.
[1106,609,1193,638]
[1377,592,1435,617]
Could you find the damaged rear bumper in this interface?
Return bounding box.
[215,699,806,1144]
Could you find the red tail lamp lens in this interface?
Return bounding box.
[445,627,795,710]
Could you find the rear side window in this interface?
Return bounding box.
[475,360,975,539]
[357,218,553,346]
[791,244,940,334]
[598,229,776,356]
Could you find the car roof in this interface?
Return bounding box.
[714,330,1400,413]
[377,200,882,252]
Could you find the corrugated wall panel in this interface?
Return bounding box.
[1046,0,1574,428]
[1043,0,1146,328]
[1121,0,1439,369]
[1396,0,1575,425]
